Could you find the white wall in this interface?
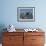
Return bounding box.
[0,0,46,29]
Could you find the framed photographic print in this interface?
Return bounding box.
[17,7,35,22]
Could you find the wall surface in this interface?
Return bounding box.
[0,0,46,29]
[0,0,46,44]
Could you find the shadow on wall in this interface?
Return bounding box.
[0,24,7,43]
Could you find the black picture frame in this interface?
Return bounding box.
[17,7,35,22]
